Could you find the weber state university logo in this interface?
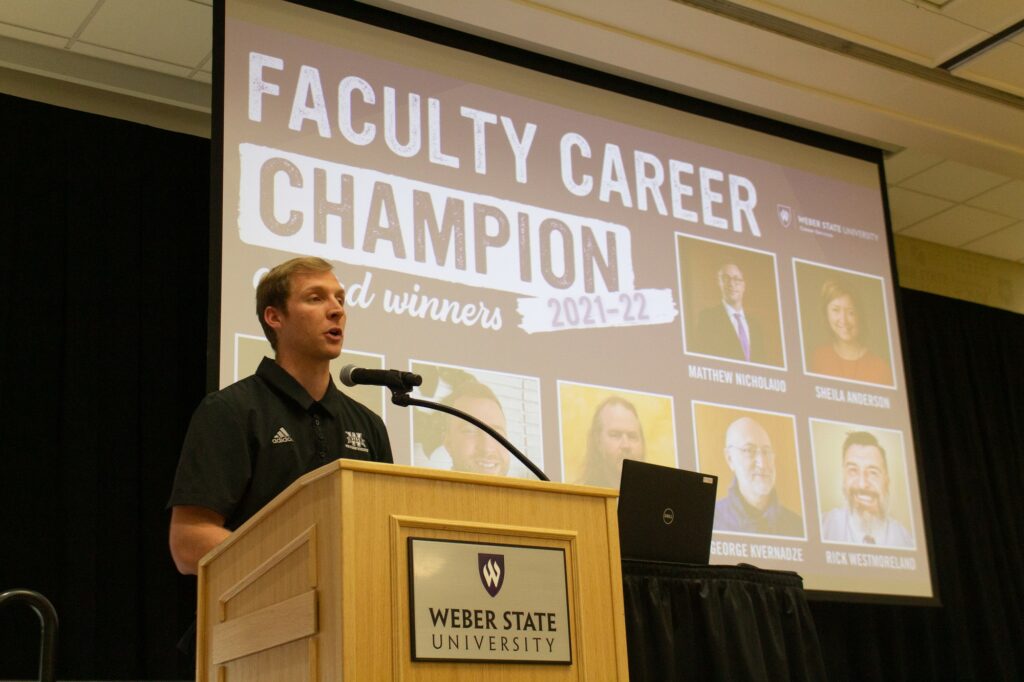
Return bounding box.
[777,204,793,228]
[478,553,505,597]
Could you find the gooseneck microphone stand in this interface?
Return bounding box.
[388,386,550,483]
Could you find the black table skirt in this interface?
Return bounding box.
[622,561,827,681]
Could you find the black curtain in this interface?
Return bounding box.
[1,94,1022,680]
[622,561,828,681]
[0,93,209,679]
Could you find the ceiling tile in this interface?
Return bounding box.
[883,148,943,184]
[71,42,193,79]
[79,0,210,67]
[966,179,1024,219]
[955,41,1024,98]
[961,221,1024,261]
[729,0,990,64]
[887,186,953,231]
[0,0,98,38]
[896,160,1010,202]
[942,1,1024,34]
[899,204,1017,246]
[0,24,69,49]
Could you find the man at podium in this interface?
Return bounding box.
[167,257,393,576]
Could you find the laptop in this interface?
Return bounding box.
[617,459,718,564]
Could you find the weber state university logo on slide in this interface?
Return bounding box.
[479,554,505,597]
[777,204,793,228]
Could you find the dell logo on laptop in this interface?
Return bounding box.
[662,508,675,525]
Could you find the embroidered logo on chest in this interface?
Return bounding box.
[272,427,294,444]
[345,430,369,452]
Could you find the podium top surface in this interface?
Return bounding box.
[200,459,619,568]
[307,458,620,498]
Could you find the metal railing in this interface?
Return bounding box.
[0,589,58,682]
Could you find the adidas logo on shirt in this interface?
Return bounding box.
[272,427,294,444]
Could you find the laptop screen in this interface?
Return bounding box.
[618,460,718,564]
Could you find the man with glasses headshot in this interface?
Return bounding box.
[713,416,803,537]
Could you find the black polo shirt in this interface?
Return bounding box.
[168,357,393,530]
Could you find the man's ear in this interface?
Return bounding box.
[264,305,285,332]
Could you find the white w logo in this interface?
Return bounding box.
[479,553,505,596]
[482,558,502,587]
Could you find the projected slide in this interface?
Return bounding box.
[218,0,932,599]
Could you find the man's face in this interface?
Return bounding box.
[718,264,746,308]
[269,270,346,362]
[445,396,510,476]
[842,444,889,520]
[595,403,645,476]
[724,418,777,509]
[826,294,860,342]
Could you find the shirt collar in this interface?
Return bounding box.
[728,479,778,519]
[846,506,886,540]
[256,356,340,415]
[722,301,745,318]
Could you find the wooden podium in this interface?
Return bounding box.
[196,460,630,680]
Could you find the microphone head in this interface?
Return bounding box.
[339,364,358,387]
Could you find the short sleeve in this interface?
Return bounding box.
[167,393,253,520]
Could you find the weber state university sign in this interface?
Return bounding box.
[408,538,572,663]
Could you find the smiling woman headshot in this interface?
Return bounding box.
[809,279,891,385]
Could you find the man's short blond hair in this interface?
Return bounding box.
[256,257,334,350]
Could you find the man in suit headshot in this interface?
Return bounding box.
[692,263,765,363]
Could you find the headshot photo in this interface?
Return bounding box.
[693,402,805,539]
[559,382,676,488]
[676,233,786,368]
[794,260,895,387]
[811,420,914,549]
[409,361,543,479]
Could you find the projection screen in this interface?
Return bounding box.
[216,0,934,600]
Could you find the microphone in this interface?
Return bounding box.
[340,365,422,392]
